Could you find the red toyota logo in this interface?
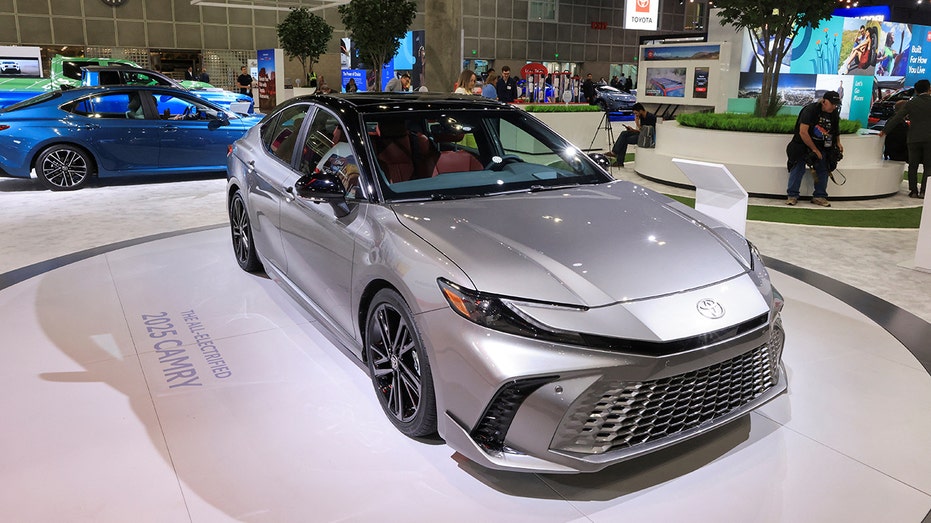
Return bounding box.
[636,0,650,12]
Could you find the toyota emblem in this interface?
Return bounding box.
[696,298,725,319]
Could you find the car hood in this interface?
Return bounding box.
[392,181,749,307]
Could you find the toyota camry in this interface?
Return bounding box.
[0,85,262,190]
[226,92,786,473]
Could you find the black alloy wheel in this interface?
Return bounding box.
[35,144,93,191]
[229,191,262,272]
[365,289,437,438]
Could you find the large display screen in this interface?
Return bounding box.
[738,15,930,125]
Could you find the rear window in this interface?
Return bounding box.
[0,90,62,112]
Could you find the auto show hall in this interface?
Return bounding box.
[1,174,930,522]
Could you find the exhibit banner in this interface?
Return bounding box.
[643,45,720,61]
[625,0,658,31]
[256,48,277,111]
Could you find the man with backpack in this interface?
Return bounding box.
[785,91,844,207]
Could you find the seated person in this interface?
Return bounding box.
[126,95,145,119]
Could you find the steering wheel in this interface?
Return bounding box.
[485,155,524,171]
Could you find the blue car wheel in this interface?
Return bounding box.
[35,144,94,191]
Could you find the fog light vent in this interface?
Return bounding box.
[471,376,558,452]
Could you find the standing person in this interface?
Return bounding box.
[605,103,656,167]
[237,66,253,97]
[482,70,499,99]
[185,66,195,81]
[582,73,595,104]
[785,90,844,206]
[882,100,909,162]
[454,69,476,94]
[624,75,633,92]
[882,78,931,198]
[385,72,411,92]
[496,65,518,102]
[198,67,210,84]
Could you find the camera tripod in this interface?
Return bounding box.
[588,111,615,155]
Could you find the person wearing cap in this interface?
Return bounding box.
[881,78,931,198]
[385,72,411,92]
[785,90,844,207]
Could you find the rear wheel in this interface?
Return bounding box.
[365,289,437,438]
[35,145,93,191]
[229,191,262,272]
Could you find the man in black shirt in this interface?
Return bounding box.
[496,66,518,102]
[237,66,253,97]
[606,103,656,167]
[786,90,843,206]
[582,73,595,104]
[882,78,931,197]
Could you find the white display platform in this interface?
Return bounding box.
[1,228,929,521]
[636,121,905,199]
[673,158,748,235]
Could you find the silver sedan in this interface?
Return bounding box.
[226,93,786,473]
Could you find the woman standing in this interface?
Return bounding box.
[454,69,476,94]
[482,70,499,99]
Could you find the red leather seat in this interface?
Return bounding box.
[432,127,481,174]
[375,121,437,183]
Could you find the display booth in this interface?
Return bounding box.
[520,62,548,103]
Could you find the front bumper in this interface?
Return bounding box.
[419,303,786,474]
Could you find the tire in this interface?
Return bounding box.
[228,191,263,272]
[35,144,93,191]
[365,289,437,438]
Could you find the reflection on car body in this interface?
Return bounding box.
[226,92,787,474]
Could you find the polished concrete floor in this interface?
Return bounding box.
[1,171,930,522]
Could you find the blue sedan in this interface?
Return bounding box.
[0,86,262,190]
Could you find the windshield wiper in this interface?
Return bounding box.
[429,193,486,200]
[529,183,583,193]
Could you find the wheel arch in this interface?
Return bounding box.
[357,278,403,362]
[31,140,99,178]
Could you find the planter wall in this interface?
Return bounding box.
[634,121,904,199]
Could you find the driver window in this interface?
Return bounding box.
[152,94,217,121]
[299,111,360,196]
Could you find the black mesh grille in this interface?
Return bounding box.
[553,342,780,455]
[472,376,558,452]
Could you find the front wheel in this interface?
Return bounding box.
[35,144,93,191]
[229,191,262,272]
[365,289,437,438]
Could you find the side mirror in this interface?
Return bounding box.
[294,170,351,217]
[208,112,230,130]
[589,152,612,170]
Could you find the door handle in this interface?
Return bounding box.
[82,124,100,130]
[162,125,178,132]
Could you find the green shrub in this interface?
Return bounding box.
[676,112,861,134]
[523,104,602,113]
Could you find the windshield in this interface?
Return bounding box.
[364,109,611,201]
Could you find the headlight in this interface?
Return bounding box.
[437,278,587,345]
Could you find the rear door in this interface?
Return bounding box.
[65,90,161,172]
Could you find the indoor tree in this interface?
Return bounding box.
[713,0,836,117]
[276,7,333,86]
[338,0,416,91]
